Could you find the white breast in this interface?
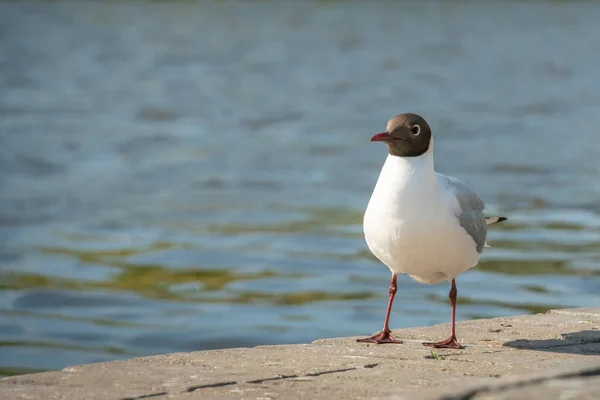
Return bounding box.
[363,153,480,284]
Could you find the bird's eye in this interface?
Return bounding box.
[411,125,421,136]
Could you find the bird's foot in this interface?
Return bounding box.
[422,336,462,349]
[356,330,403,344]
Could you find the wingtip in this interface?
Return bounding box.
[485,216,508,225]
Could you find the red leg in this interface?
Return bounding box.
[357,274,402,344]
[423,279,462,349]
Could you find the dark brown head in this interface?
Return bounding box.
[370,113,432,157]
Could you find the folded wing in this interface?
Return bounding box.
[439,174,487,253]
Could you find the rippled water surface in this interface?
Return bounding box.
[1,1,600,377]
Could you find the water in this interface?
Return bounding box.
[1,0,600,377]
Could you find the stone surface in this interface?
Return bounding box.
[412,361,600,400]
[1,308,600,400]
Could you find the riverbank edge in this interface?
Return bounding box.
[2,307,600,399]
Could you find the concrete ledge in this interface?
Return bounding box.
[2,308,600,399]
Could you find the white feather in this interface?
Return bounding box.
[363,146,489,285]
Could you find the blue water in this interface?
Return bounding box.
[1,0,600,377]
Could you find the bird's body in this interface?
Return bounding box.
[357,112,506,348]
[363,148,481,285]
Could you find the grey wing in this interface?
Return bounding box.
[441,175,488,253]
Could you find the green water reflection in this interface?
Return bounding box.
[8,246,374,304]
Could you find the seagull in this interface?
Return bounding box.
[358,113,506,349]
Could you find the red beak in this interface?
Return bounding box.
[370,132,391,142]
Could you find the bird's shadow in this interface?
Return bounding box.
[503,330,600,355]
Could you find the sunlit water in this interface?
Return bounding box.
[1,0,600,377]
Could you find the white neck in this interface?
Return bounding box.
[383,138,435,176]
[368,139,437,213]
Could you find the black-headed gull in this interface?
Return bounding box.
[358,113,507,349]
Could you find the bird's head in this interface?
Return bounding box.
[371,113,432,157]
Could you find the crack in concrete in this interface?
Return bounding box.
[121,392,168,400]
[248,363,379,382]
[119,363,379,400]
[306,368,355,377]
[186,380,238,392]
[441,365,600,400]
[247,374,299,384]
